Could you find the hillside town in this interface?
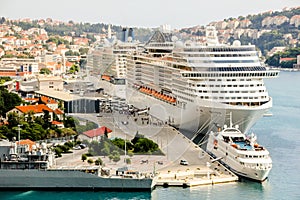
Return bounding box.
[180,7,300,57]
[0,4,300,194]
[0,6,300,79]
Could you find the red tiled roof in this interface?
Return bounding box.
[54,108,64,115]
[40,96,58,104]
[24,97,39,104]
[16,104,53,113]
[17,139,36,151]
[82,126,112,138]
[0,72,28,76]
[280,57,296,62]
[24,97,39,101]
[52,121,63,125]
[65,61,73,67]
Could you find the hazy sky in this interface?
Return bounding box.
[1,0,299,29]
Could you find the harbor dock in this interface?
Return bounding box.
[63,111,238,188]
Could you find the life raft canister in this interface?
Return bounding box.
[214,139,218,146]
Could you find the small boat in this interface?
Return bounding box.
[206,114,272,182]
[263,112,273,117]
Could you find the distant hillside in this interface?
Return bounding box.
[2,6,299,54]
[180,7,300,57]
[245,7,300,29]
[2,18,153,43]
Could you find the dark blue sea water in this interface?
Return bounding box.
[1,72,299,200]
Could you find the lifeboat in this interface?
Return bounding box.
[101,75,111,81]
[231,143,238,148]
[170,98,176,103]
[163,95,168,101]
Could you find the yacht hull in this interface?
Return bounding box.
[206,134,271,182]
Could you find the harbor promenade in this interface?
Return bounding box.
[56,111,238,188]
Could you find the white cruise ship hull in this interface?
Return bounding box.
[126,87,271,140]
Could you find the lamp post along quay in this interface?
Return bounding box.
[17,124,23,153]
[121,121,129,163]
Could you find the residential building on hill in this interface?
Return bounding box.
[38,76,63,91]
[7,104,54,121]
[78,126,112,142]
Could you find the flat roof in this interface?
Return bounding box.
[35,90,82,101]
[35,89,105,102]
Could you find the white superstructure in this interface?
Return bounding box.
[126,26,279,141]
[206,114,272,181]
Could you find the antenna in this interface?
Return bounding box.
[229,112,233,128]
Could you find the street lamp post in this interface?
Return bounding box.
[17,124,22,143]
[17,124,22,153]
[121,121,129,163]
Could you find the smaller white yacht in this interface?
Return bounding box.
[206,114,272,182]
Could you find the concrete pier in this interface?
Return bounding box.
[63,111,238,188]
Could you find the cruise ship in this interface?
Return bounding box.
[87,33,141,99]
[125,26,279,142]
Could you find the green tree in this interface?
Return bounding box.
[7,112,20,128]
[125,158,131,164]
[68,64,79,74]
[95,158,103,166]
[79,47,89,55]
[40,68,51,75]
[65,50,80,56]
[281,60,296,68]
[60,128,77,138]
[133,138,159,153]
[0,125,10,139]
[26,110,35,124]
[42,110,51,129]
[111,150,120,164]
[0,87,22,117]
[54,146,63,157]
[59,144,70,153]
[266,53,280,67]
[64,116,76,129]
[87,158,94,165]
[82,154,87,162]
[64,141,74,148]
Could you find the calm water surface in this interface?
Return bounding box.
[1,72,299,200]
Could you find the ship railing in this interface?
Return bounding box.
[181,70,279,79]
[245,165,272,170]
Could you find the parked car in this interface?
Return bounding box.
[180,159,189,165]
[79,144,87,149]
[73,146,81,150]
